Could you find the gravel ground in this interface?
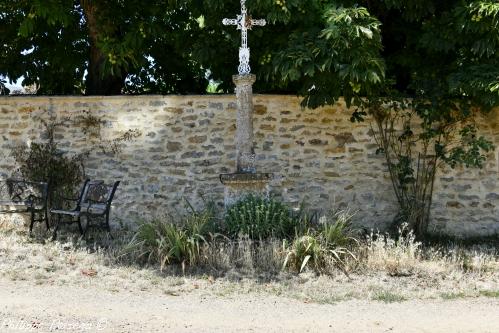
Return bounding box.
[1,278,499,333]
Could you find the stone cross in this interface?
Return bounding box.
[222,0,266,75]
[220,0,272,207]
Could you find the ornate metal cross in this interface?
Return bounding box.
[222,0,266,75]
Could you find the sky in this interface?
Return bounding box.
[5,77,24,91]
[1,75,24,93]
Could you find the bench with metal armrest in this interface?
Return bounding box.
[50,180,120,240]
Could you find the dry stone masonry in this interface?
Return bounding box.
[0,95,498,238]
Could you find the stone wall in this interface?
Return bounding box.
[0,95,498,237]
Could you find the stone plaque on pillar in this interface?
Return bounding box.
[220,173,272,208]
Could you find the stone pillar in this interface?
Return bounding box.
[220,74,272,208]
[233,74,256,173]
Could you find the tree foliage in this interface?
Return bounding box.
[2,0,498,106]
[368,97,494,237]
[0,0,204,95]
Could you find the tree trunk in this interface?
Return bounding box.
[81,0,125,95]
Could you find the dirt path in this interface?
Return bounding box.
[0,279,498,333]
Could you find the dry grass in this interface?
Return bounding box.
[362,229,499,276]
[196,237,285,275]
[0,218,498,305]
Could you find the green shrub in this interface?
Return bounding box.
[126,220,200,270]
[125,205,217,270]
[283,210,358,275]
[283,233,323,273]
[11,138,86,207]
[320,210,358,248]
[224,195,301,240]
[125,202,359,275]
[183,200,219,236]
[11,112,141,208]
[10,115,86,206]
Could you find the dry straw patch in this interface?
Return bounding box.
[363,227,499,277]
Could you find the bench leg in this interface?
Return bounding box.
[82,216,90,238]
[44,208,50,231]
[52,215,61,241]
[105,213,113,240]
[77,216,83,235]
[29,209,35,236]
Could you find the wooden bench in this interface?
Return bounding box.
[0,179,49,234]
[50,180,120,240]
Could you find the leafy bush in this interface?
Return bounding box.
[11,111,141,208]
[125,205,217,270]
[368,99,494,238]
[125,203,361,275]
[283,233,323,273]
[224,195,302,240]
[320,210,358,248]
[183,200,219,236]
[283,210,358,274]
[11,117,86,205]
